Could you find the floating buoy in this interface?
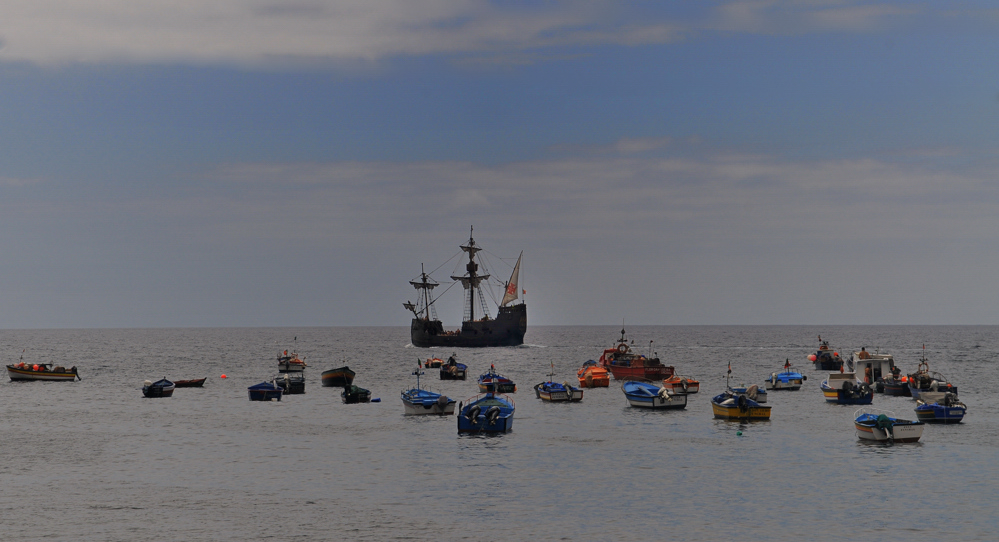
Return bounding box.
[220,374,227,379]
[807,354,817,362]
[372,398,381,402]
[736,431,743,436]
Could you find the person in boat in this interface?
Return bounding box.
[858,347,871,360]
[864,366,872,384]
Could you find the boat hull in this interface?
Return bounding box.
[248,390,282,401]
[143,381,176,398]
[764,371,804,391]
[341,385,371,404]
[711,391,771,420]
[625,392,688,409]
[275,374,306,394]
[605,365,673,381]
[321,367,355,387]
[855,421,924,443]
[411,304,527,348]
[440,365,467,380]
[882,380,911,396]
[915,404,966,424]
[577,366,610,388]
[7,365,78,382]
[534,383,583,402]
[173,378,206,388]
[401,391,456,415]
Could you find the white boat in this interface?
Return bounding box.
[854,408,924,443]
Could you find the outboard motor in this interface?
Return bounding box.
[485,405,501,424]
[466,405,481,422]
[436,395,449,410]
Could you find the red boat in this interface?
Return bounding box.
[599,329,674,381]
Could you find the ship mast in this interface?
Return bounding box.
[451,226,490,322]
[405,263,438,321]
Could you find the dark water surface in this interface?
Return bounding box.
[2,326,997,541]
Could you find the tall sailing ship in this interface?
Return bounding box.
[404,228,527,348]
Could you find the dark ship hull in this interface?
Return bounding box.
[411,304,527,348]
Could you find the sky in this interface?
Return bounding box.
[1,1,999,328]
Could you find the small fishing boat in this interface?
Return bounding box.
[662,374,699,394]
[277,350,307,373]
[854,408,925,443]
[424,357,444,368]
[576,360,610,388]
[621,380,688,409]
[711,389,770,420]
[457,393,515,433]
[401,363,455,415]
[534,363,583,402]
[275,373,305,394]
[914,393,966,424]
[7,362,80,382]
[173,378,206,388]
[341,384,372,404]
[820,372,873,405]
[534,381,583,402]
[478,365,516,393]
[907,350,957,400]
[248,380,283,401]
[142,378,175,398]
[764,360,806,391]
[808,335,844,371]
[321,365,355,387]
[711,364,771,420]
[599,329,674,381]
[439,354,467,380]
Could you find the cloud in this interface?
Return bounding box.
[0,1,685,66]
[710,0,916,35]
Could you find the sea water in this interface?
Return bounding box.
[1,326,997,541]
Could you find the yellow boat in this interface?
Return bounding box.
[711,387,771,420]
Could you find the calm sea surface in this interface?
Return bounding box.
[1,325,997,541]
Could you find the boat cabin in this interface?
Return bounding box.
[826,371,861,388]
[850,350,896,384]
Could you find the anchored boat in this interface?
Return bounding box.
[404,227,527,348]
[914,392,966,424]
[7,362,80,382]
[622,381,688,410]
[598,329,674,381]
[321,365,355,387]
[439,354,467,380]
[808,336,844,371]
[854,408,924,443]
[820,372,874,404]
[401,363,455,415]
[577,360,610,388]
[142,378,175,398]
[457,393,515,433]
[764,360,805,391]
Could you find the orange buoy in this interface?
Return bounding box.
[220,374,227,379]
[32,364,39,371]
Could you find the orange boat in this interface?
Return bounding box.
[599,329,674,381]
[577,360,610,388]
[662,374,699,394]
[424,357,444,368]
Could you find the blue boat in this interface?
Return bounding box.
[534,381,583,402]
[915,393,966,424]
[401,363,456,415]
[439,354,467,380]
[621,380,687,409]
[764,360,806,391]
[248,380,283,401]
[457,393,515,433]
[478,365,516,393]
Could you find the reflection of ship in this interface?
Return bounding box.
[404,227,527,348]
